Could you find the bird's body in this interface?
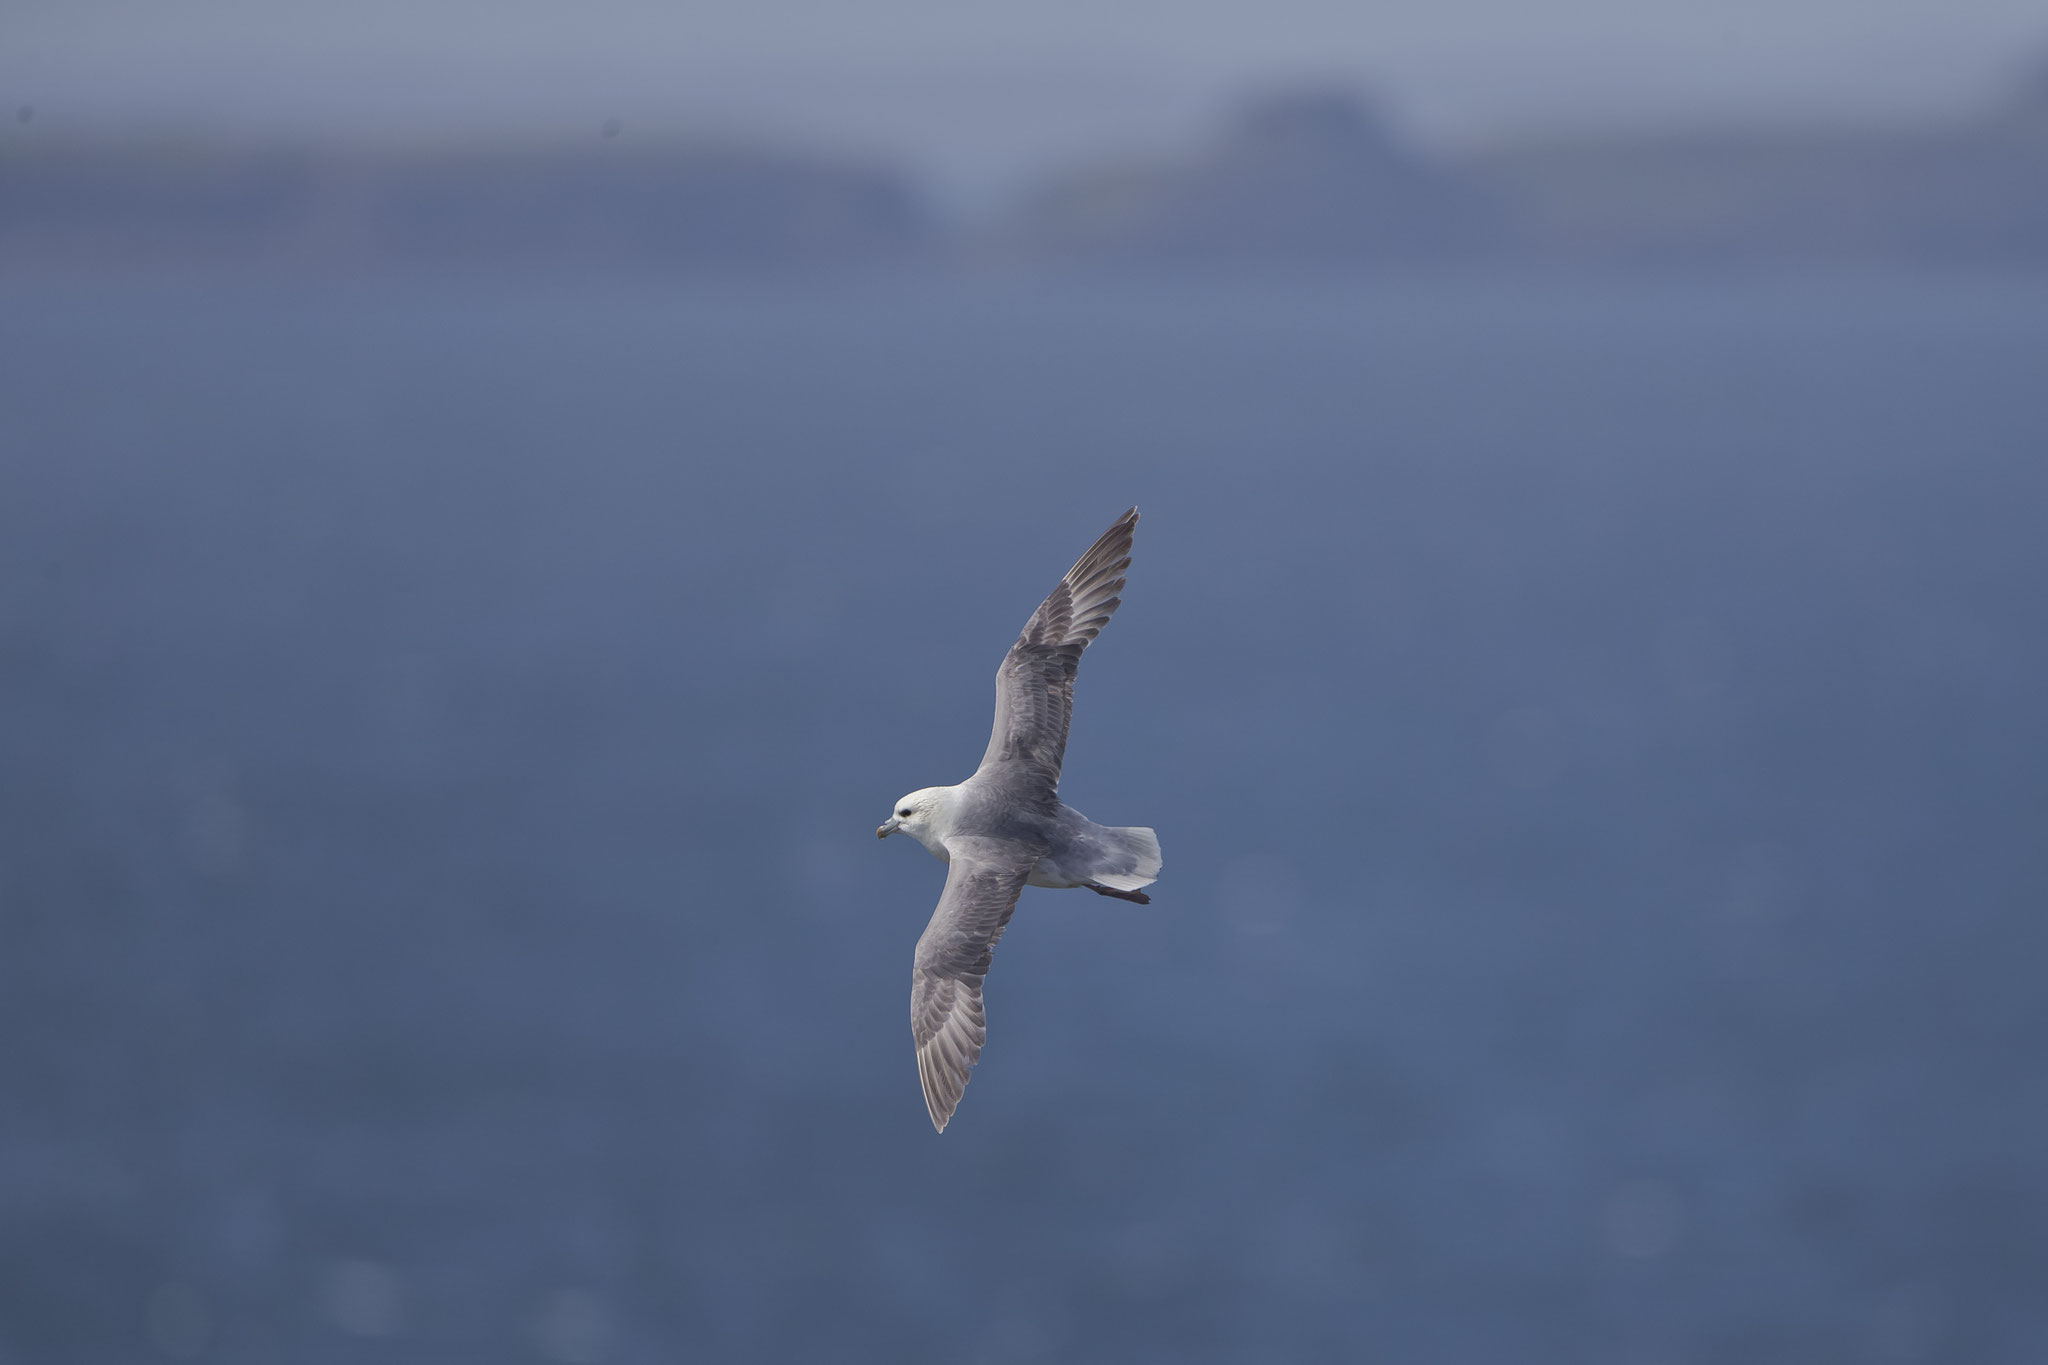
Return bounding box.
[884,779,1162,894]
[877,508,1160,1131]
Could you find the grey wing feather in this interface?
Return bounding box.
[911,837,1041,1133]
[977,507,1138,785]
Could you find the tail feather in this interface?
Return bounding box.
[1089,825,1162,892]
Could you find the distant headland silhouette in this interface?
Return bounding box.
[5,60,2047,274]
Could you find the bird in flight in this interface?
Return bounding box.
[877,508,1162,1132]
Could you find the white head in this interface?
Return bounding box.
[876,787,948,848]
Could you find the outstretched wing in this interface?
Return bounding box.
[976,507,1138,787]
[910,836,1041,1133]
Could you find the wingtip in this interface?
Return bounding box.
[924,1086,955,1133]
[916,1046,964,1133]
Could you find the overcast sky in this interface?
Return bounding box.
[9,0,2047,199]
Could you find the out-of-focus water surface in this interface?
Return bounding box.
[3,274,2046,1363]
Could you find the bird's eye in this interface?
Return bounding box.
[898,809,912,818]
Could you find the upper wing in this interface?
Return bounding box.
[910,836,1042,1133]
[976,508,1138,786]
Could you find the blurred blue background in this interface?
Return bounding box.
[5,6,2048,1364]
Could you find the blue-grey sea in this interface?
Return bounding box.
[3,272,2046,1364]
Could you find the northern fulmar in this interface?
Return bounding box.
[877,508,1162,1132]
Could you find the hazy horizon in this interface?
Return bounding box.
[10,0,2048,203]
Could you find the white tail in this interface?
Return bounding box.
[1090,825,1162,892]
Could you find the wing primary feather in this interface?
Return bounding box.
[976,509,1139,780]
[910,838,1038,1132]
